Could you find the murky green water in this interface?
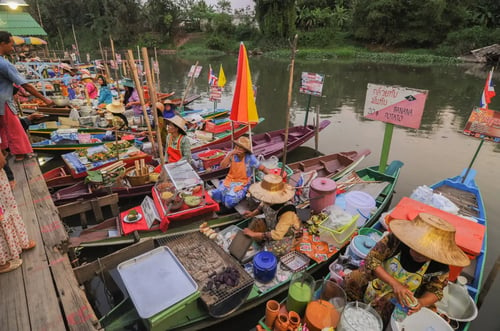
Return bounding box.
[156,55,499,330]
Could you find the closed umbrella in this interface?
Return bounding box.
[24,37,47,45]
[12,36,25,45]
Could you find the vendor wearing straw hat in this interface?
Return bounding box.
[164,115,191,163]
[210,136,269,211]
[242,173,300,242]
[121,78,142,116]
[105,99,128,130]
[343,213,470,327]
[81,74,98,99]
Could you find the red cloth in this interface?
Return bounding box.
[0,103,33,154]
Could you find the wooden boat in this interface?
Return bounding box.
[31,133,115,152]
[51,147,367,206]
[29,123,107,137]
[170,94,201,106]
[195,120,331,180]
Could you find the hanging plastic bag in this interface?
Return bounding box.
[257,155,279,169]
[69,107,80,121]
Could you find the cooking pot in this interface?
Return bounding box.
[51,95,70,107]
[253,251,277,283]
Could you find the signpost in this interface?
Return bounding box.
[299,72,324,126]
[363,83,428,172]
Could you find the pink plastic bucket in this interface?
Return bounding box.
[309,177,337,214]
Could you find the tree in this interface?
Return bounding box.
[254,0,296,41]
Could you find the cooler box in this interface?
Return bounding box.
[205,120,231,133]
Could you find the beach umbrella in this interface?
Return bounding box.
[12,36,25,45]
[230,42,259,124]
[230,42,259,153]
[24,37,47,45]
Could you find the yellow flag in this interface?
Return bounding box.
[218,64,227,87]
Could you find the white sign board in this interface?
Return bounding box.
[188,65,203,78]
[141,196,161,229]
[299,72,324,97]
[363,83,428,129]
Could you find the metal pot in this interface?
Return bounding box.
[51,95,70,107]
[79,105,93,117]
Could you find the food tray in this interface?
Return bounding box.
[158,232,254,318]
[117,246,198,318]
[280,251,310,272]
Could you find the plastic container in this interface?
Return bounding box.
[286,271,314,316]
[198,149,226,169]
[337,301,383,331]
[358,228,383,241]
[344,191,376,226]
[316,279,347,313]
[253,251,278,283]
[318,214,359,248]
[205,120,231,133]
[309,177,337,214]
[390,307,453,331]
[347,235,377,264]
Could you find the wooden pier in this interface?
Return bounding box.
[1,158,98,331]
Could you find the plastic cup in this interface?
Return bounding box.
[320,279,347,313]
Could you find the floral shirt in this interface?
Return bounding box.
[365,233,449,300]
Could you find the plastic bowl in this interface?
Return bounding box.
[184,195,201,207]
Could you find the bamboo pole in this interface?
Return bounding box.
[71,24,80,62]
[181,61,199,111]
[142,47,165,164]
[154,47,160,90]
[109,36,120,85]
[104,49,112,80]
[314,104,320,155]
[126,50,156,155]
[280,35,299,177]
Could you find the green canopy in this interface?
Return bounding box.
[0,12,46,36]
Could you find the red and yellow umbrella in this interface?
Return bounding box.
[230,42,259,124]
[12,35,25,45]
[24,37,47,45]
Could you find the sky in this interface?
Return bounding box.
[205,0,254,10]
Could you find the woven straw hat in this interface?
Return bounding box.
[390,213,470,267]
[105,99,125,114]
[155,102,164,112]
[81,74,93,81]
[233,136,252,153]
[121,78,135,88]
[249,174,295,205]
[166,115,187,135]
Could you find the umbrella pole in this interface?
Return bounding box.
[142,47,165,164]
[126,50,156,156]
[281,34,299,177]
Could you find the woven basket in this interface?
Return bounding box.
[125,167,150,186]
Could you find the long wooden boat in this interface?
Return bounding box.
[51,148,369,206]
[32,133,113,152]
[74,161,402,331]
[196,120,331,181]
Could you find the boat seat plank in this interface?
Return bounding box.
[58,194,120,228]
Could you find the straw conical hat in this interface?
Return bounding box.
[165,115,187,135]
[233,136,252,153]
[390,213,470,267]
[105,99,125,114]
[249,174,295,205]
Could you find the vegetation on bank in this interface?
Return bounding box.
[25,0,500,64]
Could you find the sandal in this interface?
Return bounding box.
[23,239,36,251]
[0,259,22,274]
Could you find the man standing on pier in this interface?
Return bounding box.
[0,31,55,161]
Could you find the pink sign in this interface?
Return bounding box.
[463,107,500,142]
[363,83,428,129]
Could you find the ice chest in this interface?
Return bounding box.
[205,120,231,133]
[117,246,200,329]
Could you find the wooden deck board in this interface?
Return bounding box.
[4,158,99,330]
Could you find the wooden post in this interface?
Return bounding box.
[280,35,299,177]
[181,61,199,111]
[154,47,160,90]
[314,104,320,155]
[126,50,156,155]
[71,24,80,62]
[477,255,500,309]
[142,47,165,164]
[104,49,112,80]
[109,36,120,85]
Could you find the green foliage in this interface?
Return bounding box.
[298,28,338,47]
[205,35,230,51]
[255,0,296,41]
[436,27,500,56]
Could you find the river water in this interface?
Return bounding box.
[154,56,499,330]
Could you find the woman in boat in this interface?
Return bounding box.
[122,78,142,116]
[81,74,98,100]
[342,213,470,327]
[105,99,129,130]
[162,99,177,119]
[164,115,191,163]
[242,174,301,243]
[211,137,269,211]
[0,143,36,273]
[96,75,113,106]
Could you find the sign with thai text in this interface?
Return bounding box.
[209,86,222,101]
[299,72,324,96]
[364,84,428,129]
[188,65,203,78]
[463,107,500,142]
[141,196,161,229]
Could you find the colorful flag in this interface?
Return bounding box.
[218,64,227,87]
[208,65,218,86]
[480,68,496,109]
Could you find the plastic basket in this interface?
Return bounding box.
[205,120,231,133]
[198,149,226,169]
[256,162,293,182]
[318,214,359,248]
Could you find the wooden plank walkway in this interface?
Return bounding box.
[0,157,99,330]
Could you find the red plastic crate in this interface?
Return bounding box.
[198,149,226,169]
[205,120,231,133]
